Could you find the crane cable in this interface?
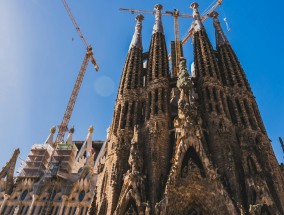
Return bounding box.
[61,0,89,49]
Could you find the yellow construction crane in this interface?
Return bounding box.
[164,9,192,76]
[55,0,99,144]
[119,8,192,76]
[182,0,224,44]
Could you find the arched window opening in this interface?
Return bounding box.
[50,190,56,202]
[129,102,135,128]
[120,102,129,129]
[124,199,138,215]
[252,103,266,133]
[227,97,237,124]
[114,104,121,134]
[50,206,55,214]
[161,88,165,113]
[213,88,218,102]
[147,92,152,119]
[8,206,15,214]
[260,205,271,215]
[79,191,85,202]
[68,207,73,215]
[181,146,205,178]
[243,100,256,130]
[20,190,28,201]
[154,89,159,115]
[138,101,145,125]
[188,206,203,215]
[255,136,261,145]
[247,157,257,175]
[206,87,211,100]
[235,99,246,126]
[2,206,7,214]
[221,91,229,118]
[250,189,257,205]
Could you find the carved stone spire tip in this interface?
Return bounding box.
[191,2,204,32]
[129,13,143,50]
[155,4,163,11]
[153,4,164,34]
[190,2,199,10]
[210,11,219,18]
[69,125,75,134]
[211,11,228,46]
[50,126,56,134]
[136,14,144,22]
[88,125,94,134]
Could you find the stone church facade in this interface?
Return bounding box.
[0,2,284,215]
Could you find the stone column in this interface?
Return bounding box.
[75,206,81,215]
[58,195,68,215]
[27,194,39,215]
[0,194,10,214]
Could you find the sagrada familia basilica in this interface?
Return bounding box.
[0,2,284,215]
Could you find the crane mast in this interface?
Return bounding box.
[174,12,181,76]
[55,49,94,143]
[164,9,189,76]
[55,0,99,144]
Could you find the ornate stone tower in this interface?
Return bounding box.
[210,10,284,213]
[93,2,284,215]
[94,13,146,214]
[2,2,283,215]
[94,5,171,214]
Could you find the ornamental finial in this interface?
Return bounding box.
[190,2,199,14]
[88,125,94,134]
[153,4,164,34]
[190,2,204,32]
[69,125,75,134]
[50,126,56,134]
[129,14,144,50]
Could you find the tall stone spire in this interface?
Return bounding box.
[191,2,221,81]
[153,4,164,34]
[211,11,228,46]
[144,3,170,210]
[146,4,169,84]
[94,15,146,214]
[118,15,144,96]
[190,2,247,207]
[210,10,284,213]
[191,2,205,32]
[65,126,74,145]
[45,126,56,146]
[129,14,144,50]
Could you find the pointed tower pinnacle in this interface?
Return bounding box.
[66,126,74,145]
[153,4,164,34]
[86,125,94,158]
[45,126,56,146]
[190,2,204,32]
[129,14,144,50]
[211,11,228,46]
[118,14,144,96]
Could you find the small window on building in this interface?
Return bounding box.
[20,190,28,201]
[79,191,86,202]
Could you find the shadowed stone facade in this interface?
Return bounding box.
[0,2,284,215]
[93,3,284,215]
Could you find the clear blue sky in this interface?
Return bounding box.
[0,0,283,170]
